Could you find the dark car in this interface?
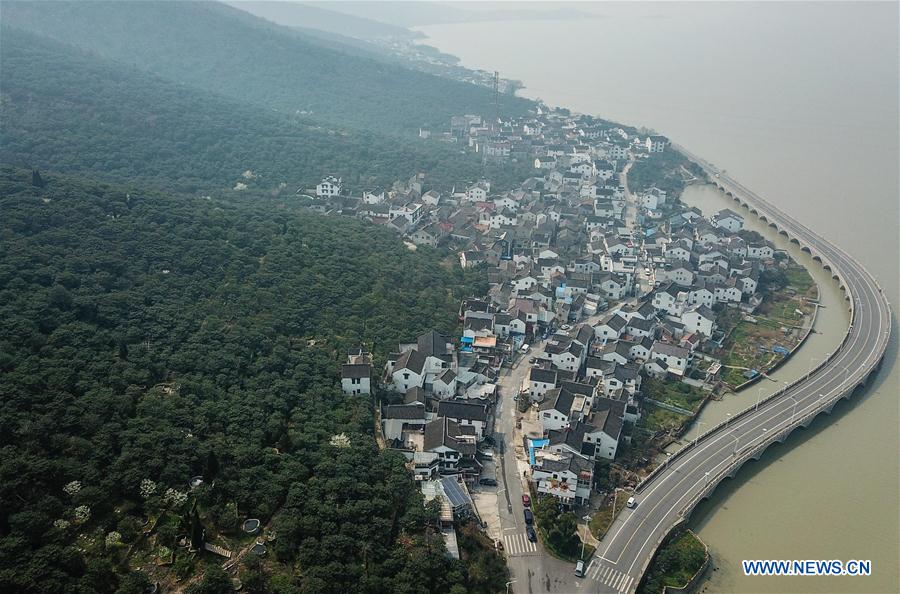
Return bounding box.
[479,478,498,487]
[523,508,534,525]
[526,525,537,542]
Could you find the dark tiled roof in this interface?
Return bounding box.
[530,367,558,385]
[395,349,426,375]
[437,400,488,422]
[418,330,451,358]
[383,404,426,421]
[341,364,371,379]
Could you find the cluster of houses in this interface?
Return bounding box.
[331,104,781,512]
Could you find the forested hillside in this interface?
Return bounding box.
[0,26,529,195]
[226,1,418,40]
[0,168,504,593]
[1,0,530,135]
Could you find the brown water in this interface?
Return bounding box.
[418,3,899,591]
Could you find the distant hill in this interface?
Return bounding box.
[309,0,593,26]
[1,1,530,135]
[1,26,530,195]
[227,0,421,40]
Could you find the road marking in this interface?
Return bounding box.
[503,532,537,556]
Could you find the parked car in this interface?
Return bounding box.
[626,496,637,509]
[479,478,498,487]
[526,525,537,542]
[520,343,530,353]
[574,559,586,578]
[521,493,531,507]
[528,357,536,364]
[523,509,534,525]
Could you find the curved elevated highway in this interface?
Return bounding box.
[585,145,892,594]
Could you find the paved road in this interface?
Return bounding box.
[581,147,893,593]
[496,315,625,593]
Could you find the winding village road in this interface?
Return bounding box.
[492,148,892,594]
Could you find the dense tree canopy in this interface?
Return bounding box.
[0,26,530,196]
[0,169,497,593]
[0,1,531,136]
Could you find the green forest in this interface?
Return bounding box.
[0,1,530,136]
[0,26,532,196]
[627,151,706,196]
[0,169,501,593]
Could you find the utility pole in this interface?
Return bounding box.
[492,70,501,133]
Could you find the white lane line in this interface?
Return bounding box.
[607,337,875,568]
[609,570,622,588]
[622,576,634,592]
[622,354,880,575]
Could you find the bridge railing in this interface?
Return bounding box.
[627,144,892,594]
[630,382,861,594]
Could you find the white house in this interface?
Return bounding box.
[641,187,668,210]
[594,313,628,343]
[465,182,490,203]
[362,190,385,204]
[714,284,743,303]
[681,305,716,337]
[664,242,692,262]
[341,363,371,396]
[423,417,477,474]
[686,286,715,309]
[584,398,626,460]
[712,209,744,233]
[651,283,682,316]
[645,135,669,153]
[747,243,774,259]
[316,176,342,197]
[539,388,589,432]
[532,453,592,505]
[432,369,458,398]
[649,341,691,377]
[391,350,425,392]
[436,400,488,440]
[529,367,558,401]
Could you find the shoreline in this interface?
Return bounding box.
[411,21,897,594]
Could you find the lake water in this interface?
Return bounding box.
[417,3,899,592]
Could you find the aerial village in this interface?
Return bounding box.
[313,106,806,556]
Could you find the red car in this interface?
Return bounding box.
[521,494,531,507]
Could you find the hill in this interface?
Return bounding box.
[0,167,504,593]
[1,0,530,135]
[309,0,592,26]
[0,26,529,195]
[226,0,420,40]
